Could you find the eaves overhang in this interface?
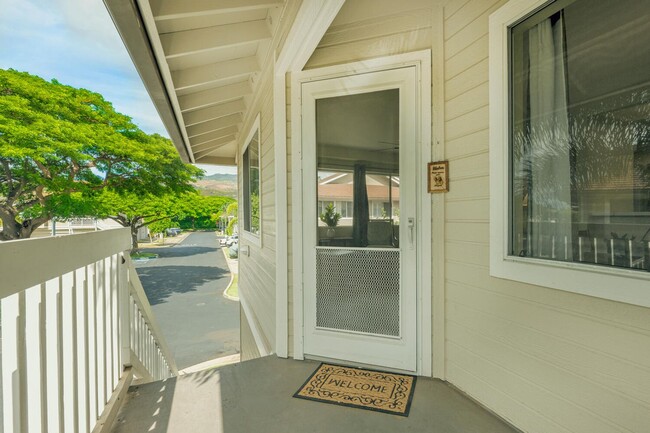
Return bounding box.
[103,0,284,166]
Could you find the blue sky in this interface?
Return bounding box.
[0,0,235,175]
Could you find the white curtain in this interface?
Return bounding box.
[527,14,573,259]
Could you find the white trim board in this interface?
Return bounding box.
[240,291,272,357]
[273,0,346,359]
[241,113,262,247]
[430,4,446,381]
[291,50,432,376]
[273,63,289,359]
[291,71,305,360]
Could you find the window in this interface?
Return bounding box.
[242,115,261,241]
[490,0,650,306]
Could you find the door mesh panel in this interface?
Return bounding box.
[316,248,400,336]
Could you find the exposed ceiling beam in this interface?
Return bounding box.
[194,155,237,165]
[190,125,239,145]
[172,56,258,91]
[183,99,246,126]
[193,140,237,159]
[192,135,235,158]
[190,135,237,153]
[156,9,269,35]
[179,81,251,112]
[161,20,270,59]
[151,0,282,21]
[186,113,242,137]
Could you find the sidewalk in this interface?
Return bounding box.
[221,238,239,301]
[138,230,191,248]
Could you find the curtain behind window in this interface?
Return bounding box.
[525,12,573,258]
[352,163,369,247]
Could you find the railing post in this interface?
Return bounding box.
[0,228,179,432]
[120,254,132,369]
[1,291,28,433]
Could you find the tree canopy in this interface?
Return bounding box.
[176,194,233,231]
[95,191,233,250]
[0,68,202,240]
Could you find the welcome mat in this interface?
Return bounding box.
[293,363,417,416]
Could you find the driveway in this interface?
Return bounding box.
[134,231,239,370]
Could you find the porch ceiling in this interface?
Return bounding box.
[103,0,284,165]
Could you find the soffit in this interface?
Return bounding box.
[107,0,284,165]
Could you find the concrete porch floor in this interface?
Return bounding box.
[111,356,520,433]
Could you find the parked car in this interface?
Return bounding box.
[228,242,239,258]
[219,237,228,247]
[166,227,182,236]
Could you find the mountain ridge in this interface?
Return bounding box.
[194,173,237,198]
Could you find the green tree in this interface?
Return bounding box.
[224,202,238,235]
[0,69,201,240]
[177,195,233,230]
[226,216,238,236]
[96,192,233,250]
[95,191,186,250]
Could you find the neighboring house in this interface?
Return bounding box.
[38,218,150,241]
[40,218,122,234]
[318,172,400,225]
[104,1,650,432]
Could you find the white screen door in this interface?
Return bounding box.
[301,67,418,371]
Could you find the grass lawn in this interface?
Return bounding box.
[225,274,238,299]
[130,252,158,260]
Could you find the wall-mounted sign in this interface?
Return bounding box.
[427,161,449,193]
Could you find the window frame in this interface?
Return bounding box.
[241,113,262,246]
[489,0,650,307]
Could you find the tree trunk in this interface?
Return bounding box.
[130,224,140,252]
[0,220,22,241]
[0,209,49,241]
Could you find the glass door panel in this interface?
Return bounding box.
[315,89,401,336]
[301,66,418,371]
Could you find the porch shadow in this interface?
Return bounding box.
[112,357,522,433]
[112,377,176,433]
[139,246,219,259]
[135,265,228,305]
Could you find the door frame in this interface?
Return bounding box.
[302,67,418,372]
[291,50,432,376]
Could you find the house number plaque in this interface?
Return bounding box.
[427,161,449,193]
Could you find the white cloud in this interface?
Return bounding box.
[0,0,167,136]
[0,0,59,31]
[54,0,134,71]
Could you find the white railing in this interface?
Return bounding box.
[0,228,177,433]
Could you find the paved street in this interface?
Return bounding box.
[134,231,239,370]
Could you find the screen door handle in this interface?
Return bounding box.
[408,217,415,246]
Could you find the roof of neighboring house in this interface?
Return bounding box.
[318,184,400,201]
[578,168,649,191]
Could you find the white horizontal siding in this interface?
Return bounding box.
[443,2,650,433]
[237,62,277,353]
[240,306,261,361]
[304,1,433,69]
[236,0,304,357]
